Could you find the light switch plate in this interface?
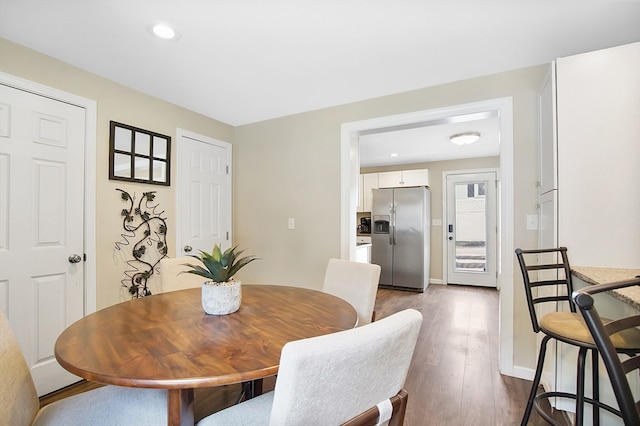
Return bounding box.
[526,214,538,230]
[288,218,295,230]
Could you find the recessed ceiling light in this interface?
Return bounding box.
[449,132,481,145]
[151,23,179,40]
[389,153,399,157]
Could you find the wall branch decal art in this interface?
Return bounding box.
[115,189,168,298]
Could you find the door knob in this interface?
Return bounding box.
[184,245,192,253]
[68,254,82,264]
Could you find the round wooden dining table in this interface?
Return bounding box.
[55,285,358,426]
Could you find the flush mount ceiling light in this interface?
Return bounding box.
[151,23,179,40]
[449,131,481,145]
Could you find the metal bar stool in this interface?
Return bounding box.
[573,277,640,425]
[515,247,640,425]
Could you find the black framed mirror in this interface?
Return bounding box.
[109,121,171,186]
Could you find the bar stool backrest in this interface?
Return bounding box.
[573,277,640,424]
[515,247,574,333]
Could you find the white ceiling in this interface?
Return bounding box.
[1,1,638,166]
[359,111,501,167]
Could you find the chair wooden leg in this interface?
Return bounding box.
[236,379,265,404]
[252,378,264,397]
[522,335,551,426]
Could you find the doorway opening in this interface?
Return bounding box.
[340,97,515,376]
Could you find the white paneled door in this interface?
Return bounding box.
[176,129,232,256]
[0,84,86,395]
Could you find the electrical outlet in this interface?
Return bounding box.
[288,218,295,230]
[526,214,538,231]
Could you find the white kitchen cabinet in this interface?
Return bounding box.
[538,43,640,266]
[538,191,557,249]
[377,169,429,188]
[357,174,364,212]
[357,173,378,213]
[537,62,558,197]
[556,42,639,269]
[361,173,378,212]
[377,171,402,188]
[355,243,371,263]
[537,65,561,394]
[355,237,371,263]
[537,62,559,252]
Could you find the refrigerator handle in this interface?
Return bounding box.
[388,204,393,245]
[390,204,397,246]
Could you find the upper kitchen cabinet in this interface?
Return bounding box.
[538,42,639,269]
[357,173,379,213]
[537,62,557,196]
[378,169,429,188]
[362,173,378,212]
[357,174,363,212]
[358,169,428,211]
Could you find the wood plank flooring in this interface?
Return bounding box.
[41,284,566,425]
[374,285,564,425]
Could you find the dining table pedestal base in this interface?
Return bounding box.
[168,388,194,426]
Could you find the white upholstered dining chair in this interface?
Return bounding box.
[158,256,205,293]
[197,308,423,426]
[0,310,168,426]
[322,258,381,326]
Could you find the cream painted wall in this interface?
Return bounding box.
[0,38,234,309]
[0,36,545,373]
[234,66,545,371]
[363,156,501,282]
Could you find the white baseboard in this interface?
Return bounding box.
[508,365,534,381]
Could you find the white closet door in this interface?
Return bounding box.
[0,84,86,395]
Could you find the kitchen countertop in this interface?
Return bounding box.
[572,266,640,310]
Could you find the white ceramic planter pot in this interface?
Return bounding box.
[201,280,242,315]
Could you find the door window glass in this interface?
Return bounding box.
[454,182,487,273]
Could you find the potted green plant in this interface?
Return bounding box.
[183,244,258,315]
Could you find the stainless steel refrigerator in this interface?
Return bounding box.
[371,186,430,292]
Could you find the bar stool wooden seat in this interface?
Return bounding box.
[515,247,640,425]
